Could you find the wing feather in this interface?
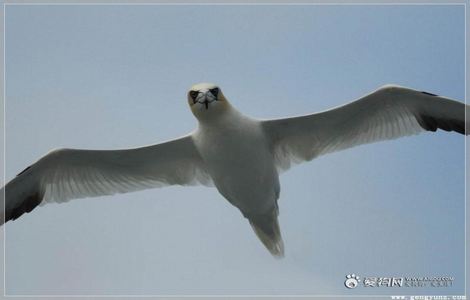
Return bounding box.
[262,85,468,172]
[1,135,211,224]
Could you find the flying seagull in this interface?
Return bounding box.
[1,83,468,257]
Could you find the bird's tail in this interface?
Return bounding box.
[248,211,284,258]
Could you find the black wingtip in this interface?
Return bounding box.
[4,191,44,224]
[417,114,466,135]
[421,91,439,97]
[16,166,31,177]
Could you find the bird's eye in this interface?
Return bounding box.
[209,88,219,97]
[189,91,199,101]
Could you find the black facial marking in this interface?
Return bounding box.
[189,90,199,103]
[209,87,219,98]
[204,100,209,109]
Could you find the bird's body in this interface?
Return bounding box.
[1,83,468,258]
[194,109,278,216]
[191,95,284,255]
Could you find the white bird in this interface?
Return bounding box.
[1,83,468,257]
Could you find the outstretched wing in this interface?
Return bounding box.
[1,135,211,224]
[262,85,468,171]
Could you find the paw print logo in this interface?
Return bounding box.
[344,274,360,289]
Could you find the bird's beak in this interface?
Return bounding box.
[196,91,217,110]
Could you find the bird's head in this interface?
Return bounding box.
[187,83,231,120]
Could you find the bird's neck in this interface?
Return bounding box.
[197,105,246,129]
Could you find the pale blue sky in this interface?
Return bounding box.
[3,4,466,296]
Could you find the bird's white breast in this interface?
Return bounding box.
[192,112,280,216]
